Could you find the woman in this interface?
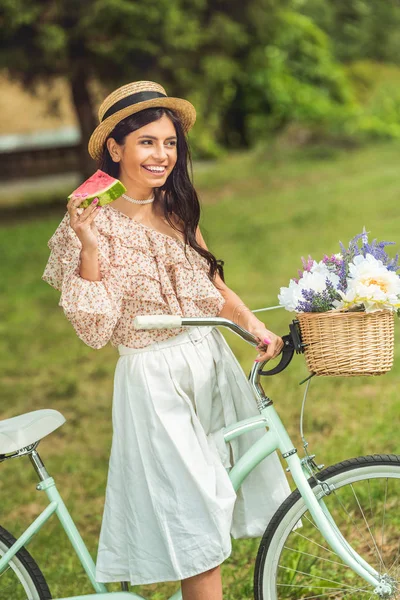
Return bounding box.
[42,81,291,600]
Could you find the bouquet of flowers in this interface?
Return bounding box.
[278,230,400,314]
[278,230,398,376]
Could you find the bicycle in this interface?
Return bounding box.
[0,314,399,600]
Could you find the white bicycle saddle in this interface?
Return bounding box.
[0,409,66,454]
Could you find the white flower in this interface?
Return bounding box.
[310,261,330,276]
[278,261,340,312]
[311,260,340,287]
[334,253,400,312]
[278,279,305,312]
[301,269,337,292]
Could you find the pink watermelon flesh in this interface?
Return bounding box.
[68,170,126,208]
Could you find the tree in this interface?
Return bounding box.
[0,0,359,169]
[220,6,353,145]
[0,0,249,171]
[1,0,98,177]
[300,0,400,64]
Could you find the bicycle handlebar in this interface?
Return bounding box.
[133,315,258,345]
[133,315,305,377]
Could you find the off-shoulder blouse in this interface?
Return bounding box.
[42,205,225,349]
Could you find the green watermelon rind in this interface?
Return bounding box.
[67,179,127,208]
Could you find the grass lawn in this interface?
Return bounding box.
[0,140,400,599]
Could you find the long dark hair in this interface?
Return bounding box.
[98,107,224,282]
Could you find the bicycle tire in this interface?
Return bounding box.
[0,524,52,600]
[254,454,400,599]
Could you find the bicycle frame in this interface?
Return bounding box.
[0,317,388,599]
[226,402,383,590]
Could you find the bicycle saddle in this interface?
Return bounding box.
[0,409,66,454]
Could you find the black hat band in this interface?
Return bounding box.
[101,91,168,122]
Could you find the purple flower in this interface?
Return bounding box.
[322,254,343,272]
[294,255,314,283]
[341,230,399,273]
[296,278,341,312]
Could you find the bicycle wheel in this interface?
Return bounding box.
[254,454,400,599]
[0,525,52,600]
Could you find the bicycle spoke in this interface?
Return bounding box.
[283,545,352,568]
[277,582,372,598]
[329,484,384,570]
[0,564,25,599]
[303,513,320,531]
[278,564,371,592]
[277,583,364,589]
[293,530,338,557]
[256,458,400,600]
[284,480,399,600]
[380,478,388,567]
[367,479,373,520]
[280,496,380,598]
[0,564,12,578]
[287,590,357,599]
[350,482,387,571]
[327,488,376,559]
[386,542,400,575]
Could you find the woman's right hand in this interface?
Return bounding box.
[67,193,101,252]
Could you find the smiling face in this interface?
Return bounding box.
[106,113,178,198]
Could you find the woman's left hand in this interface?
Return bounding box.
[250,324,284,363]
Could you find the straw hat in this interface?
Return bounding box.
[88,81,196,160]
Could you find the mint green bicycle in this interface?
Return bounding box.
[1,315,399,599]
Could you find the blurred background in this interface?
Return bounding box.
[1,1,400,598]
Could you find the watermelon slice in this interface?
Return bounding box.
[68,170,127,208]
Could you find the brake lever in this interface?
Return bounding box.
[258,334,295,376]
[258,319,305,376]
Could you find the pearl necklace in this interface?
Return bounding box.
[122,193,155,205]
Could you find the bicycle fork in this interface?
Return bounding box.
[226,402,393,597]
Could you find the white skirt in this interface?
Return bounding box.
[95,326,290,585]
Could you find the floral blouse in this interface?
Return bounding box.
[42,205,225,349]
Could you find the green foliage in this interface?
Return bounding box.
[0,0,254,158]
[3,0,400,156]
[241,11,355,139]
[300,0,400,64]
[345,60,400,140]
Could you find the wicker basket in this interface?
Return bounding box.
[296,310,394,377]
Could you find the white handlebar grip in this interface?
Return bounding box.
[133,315,183,330]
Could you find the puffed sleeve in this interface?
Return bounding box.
[42,212,125,349]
